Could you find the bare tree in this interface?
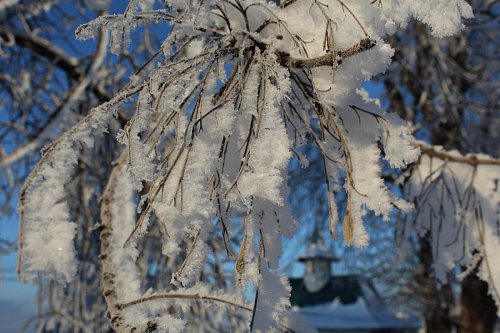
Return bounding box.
[2,1,243,332]
[382,0,500,331]
[1,1,498,332]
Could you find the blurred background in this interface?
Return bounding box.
[0,0,499,332]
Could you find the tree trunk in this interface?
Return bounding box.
[415,237,453,333]
[457,270,497,333]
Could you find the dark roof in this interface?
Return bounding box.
[290,275,364,307]
[289,274,421,331]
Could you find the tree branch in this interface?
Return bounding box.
[415,142,500,166]
[1,30,80,78]
[1,30,111,102]
[118,293,252,312]
[0,30,109,169]
[278,37,376,68]
[99,152,130,331]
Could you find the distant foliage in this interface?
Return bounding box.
[405,144,500,306]
[12,0,499,332]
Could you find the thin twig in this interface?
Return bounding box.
[416,143,500,166]
[118,293,252,312]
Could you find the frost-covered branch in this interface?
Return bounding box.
[17,82,144,281]
[99,152,130,331]
[15,0,489,331]
[118,292,252,312]
[417,143,500,166]
[278,37,376,69]
[406,146,500,309]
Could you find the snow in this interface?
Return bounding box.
[18,78,144,283]
[109,166,142,303]
[17,0,492,330]
[406,144,500,312]
[295,276,420,331]
[380,0,474,37]
[76,14,140,55]
[252,265,291,333]
[237,56,292,206]
[300,298,378,329]
[298,297,419,330]
[19,103,117,283]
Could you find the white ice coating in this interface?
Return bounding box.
[18,0,484,330]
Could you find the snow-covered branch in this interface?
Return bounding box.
[15,0,498,332]
[406,145,500,309]
[416,142,500,166]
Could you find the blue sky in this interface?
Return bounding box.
[0,280,37,332]
[1,213,36,332]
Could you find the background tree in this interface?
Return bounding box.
[1,1,498,333]
[1,1,117,330]
[1,1,246,331]
[380,0,500,331]
[286,3,500,330]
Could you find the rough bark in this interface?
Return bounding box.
[457,269,497,333]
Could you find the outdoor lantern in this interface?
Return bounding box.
[299,242,340,293]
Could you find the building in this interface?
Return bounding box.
[289,243,421,333]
